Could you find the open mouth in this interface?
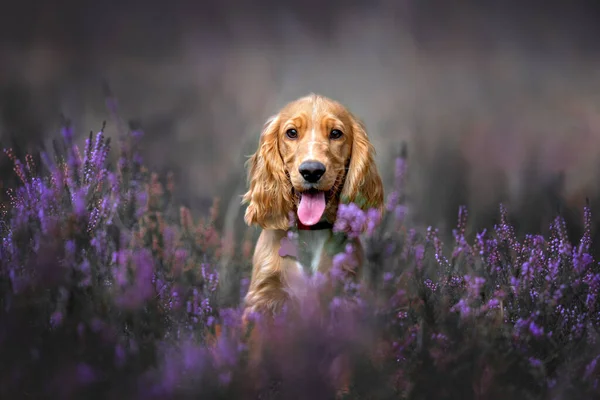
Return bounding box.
[296,188,328,226]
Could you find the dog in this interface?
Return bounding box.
[239,93,384,396]
[241,93,384,318]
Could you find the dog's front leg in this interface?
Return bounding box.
[241,229,296,386]
[243,229,294,322]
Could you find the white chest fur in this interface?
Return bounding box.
[294,229,331,277]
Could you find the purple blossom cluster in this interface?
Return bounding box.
[0,115,225,398]
[333,202,382,238]
[1,106,600,399]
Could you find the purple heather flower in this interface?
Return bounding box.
[386,191,399,212]
[131,130,144,140]
[201,297,212,315]
[573,251,593,274]
[332,243,358,281]
[133,152,144,165]
[528,357,542,368]
[129,339,139,354]
[546,258,560,282]
[174,248,188,265]
[521,261,535,285]
[584,273,600,310]
[117,157,127,171]
[552,284,566,303]
[424,279,438,292]
[558,240,571,256]
[77,363,97,385]
[454,206,468,239]
[155,278,168,298]
[486,298,500,309]
[72,188,87,217]
[366,207,382,234]
[239,277,250,299]
[450,299,471,318]
[413,244,425,267]
[87,207,101,232]
[90,318,104,333]
[77,323,85,337]
[115,249,155,310]
[395,156,406,182]
[393,204,408,223]
[580,203,593,251]
[107,170,119,189]
[50,311,63,328]
[158,354,180,396]
[92,130,104,158]
[510,276,520,294]
[39,150,55,172]
[112,252,129,287]
[181,341,205,373]
[78,259,91,287]
[464,275,486,298]
[169,289,183,310]
[65,240,76,259]
[115,344,126,368]
[529,321,544,338]
[219,372,232,386]
[334,203,381,238]
[328,296,344,313]
[95,140,111,172]
[219,308,243,330]
[426,227,449,267]
[213,336,239,368]
[452,236,469,259]
[61,125,74,142]
[449,276,463,288]
[201,263,219,292]
[585,355,599,380]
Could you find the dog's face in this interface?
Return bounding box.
[278,96,354,226]
[243,94,384,230]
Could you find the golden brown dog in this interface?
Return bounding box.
[241,93,384,318]
[239,93,384,396]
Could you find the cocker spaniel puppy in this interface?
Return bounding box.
[241,93,384,320]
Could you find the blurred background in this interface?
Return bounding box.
[2,0,600,248]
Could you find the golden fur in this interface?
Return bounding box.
[241,93,384,318]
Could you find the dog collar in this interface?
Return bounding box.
[296,221,334,231]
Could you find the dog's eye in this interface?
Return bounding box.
[286,129,298,139]
[330,129,343,140]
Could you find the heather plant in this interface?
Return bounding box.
[0,119,225,398]
[356,163,600,399]
[1,101,600,400]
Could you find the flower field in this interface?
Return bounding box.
[1,103,599,400]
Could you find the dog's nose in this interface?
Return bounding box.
[299,161,326,183]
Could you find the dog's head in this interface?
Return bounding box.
[242,94,384,230]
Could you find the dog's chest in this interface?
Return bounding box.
[295,229,331,276]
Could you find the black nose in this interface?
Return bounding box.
[299,161,326,183]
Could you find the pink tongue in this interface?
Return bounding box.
[297,191,326,226]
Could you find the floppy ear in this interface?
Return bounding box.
[242,115,294,230]
[340,115,384,213]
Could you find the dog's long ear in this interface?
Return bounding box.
[242,115,294,230]
[340,115,384,213]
